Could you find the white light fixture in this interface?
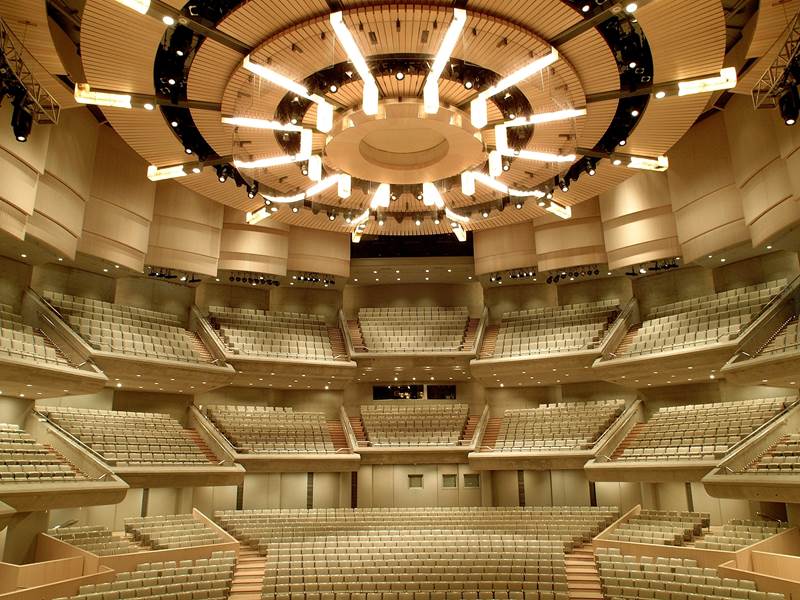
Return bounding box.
[305,175,339,197]
[513,149,576,163]
[115,0,149,14]
[545,201,572,219]
[338,173,352,199]
[488,150,503,177]
[221,116,303,131]
[625,2,638,13]
[316,101,334,133]
[677,67,737,96]
[351,209,370,227]
[471,48,559,127]
[422,182,445,209]
[504,108,587,127]
[235,154,306,170]
[146,164,186,181]
[74,83,132,109]
[307,155,323,182]
[262,192,305,204]
[352,223,366,243]
[299,129,313,158]
[461,171,475,196]
[627,155,669,171]
[452,222,468,242]
[246,207,271,224]
[495,124,509,154]
[423,8,467,114]
[330,11,380,115]
[470,171,546,199]
[162,15,175,26]
[369,183,391,209]
[445,207,470,223]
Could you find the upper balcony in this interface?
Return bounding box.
[592,280,787,388]
[471,299,625,387]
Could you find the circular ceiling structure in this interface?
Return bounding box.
[78,0,726,237]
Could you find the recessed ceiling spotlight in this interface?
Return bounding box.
[292,206,300,213]
[170,120,178,127]
[464,80,474,90]
[612,158,623,166]
[655,90,667,99]
[481,209,490,218]
[162,15,175,25]
[378,218,384,227]
[581,4,590,11]
[144,102,154,111]
[395,71,405,81]
[191,166,201,174]
[629,61,637,69]
[167,78,176,85]
[625,2,638,13]
[618,139,627,146]
[630,109,640,117]
[184,147,192,154]
[415,218,421,226]
[329,84,338,93]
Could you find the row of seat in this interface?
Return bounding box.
[0,423,86,482]
[40,406,215,466]
[612,398,789,462]
[645,281,786,320]
[0,303,71,366]
[360,404,469,446]
[53,551,236,600]
[491,400,625,452]
[357,307,469,353]
[124,514,227,549]
[605,510,708,546]
[595,547,783,600]
[206,404,337,454]
[745,433,800,473]
[48,525,144,555]
[694,520,788,551]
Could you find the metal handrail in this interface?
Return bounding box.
[34,410,108,466]
[721,397,800,464]
[734,274,800,338]
[38,312,89,368]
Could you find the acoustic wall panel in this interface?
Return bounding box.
[473,222,537,276]
[218,207,290,275]
[534,197,607,272]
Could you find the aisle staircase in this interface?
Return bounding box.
[612,324,641,356]
[611,423,646,459]
[228,543,267,600]
[462,318,480,351]
[461,415,480,444]
[566,545,603,600]
[349,416,368,446]
[328,420,349,451]
[328,326,348,360]
[480,417,502,450]
[478,325,499,358]
[184,429,220,462]
[189,332,216,362]
[347,320,367,351]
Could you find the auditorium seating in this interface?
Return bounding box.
[43,291,209,363]
[744,433,800,473]
[124,514,227,549]
[356,307,469,352]
[605,510,709,546]
[611,397,789,462]
[48,525,143,555]
[205,404,336,453]
[493,299,620,358]
[491,399,626,452]
[207,306,337,361]
[0,302,71,366]
[694,519,789,551]
[616,281,786,357]
[214,506,618,600]
[360,403,469,446]
[53,550,235,600]
[595,547,784,600]
[39,406,215,466]
[0,423,86,482]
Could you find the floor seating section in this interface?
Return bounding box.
[492,399,626,452]
[357,307,469,352]
[0,423,86,483]
[605,510,709,546]
[214,506,619,600]
[694,519,789,551]
[595,547,784,600]
[493,299,620,358]
[744,433,800,473]
[206,404,336,454]
[360,403,469,446]
[54,550,235,600]
[0,302,71,366]
[48,525,144,555]
[612,397,789,462]
[39,406,215,466]
[42,291,208,363]
[124,514,228,549]
[208,306,338,361]
[758,317,800,356]
[617,280,786,357]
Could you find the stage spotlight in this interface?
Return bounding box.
[559,178,569,193]
[481,209,490,218]
[464,80,474,90]
[395,70,405,81]
[779,85,799,126]
[585,160,597,176]
[11,97,33,142]
[546,276,553,284]
[247,182,258,198]
[291,205,300,213]
[329,84,338,93]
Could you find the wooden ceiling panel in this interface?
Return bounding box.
[188,39,243,102]
[467,0,582,40]
[625,93,711,156]
[746,0,800,58]
[637,0,726,83]
[101,108,188,166]
[216,0,330,48]
[558,29,620,95]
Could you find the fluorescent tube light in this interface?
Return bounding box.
[74,84,132,108]
[146,164,186,181]
[423,8,467,114]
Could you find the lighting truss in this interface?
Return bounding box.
[423,8,467,114]
[471,48,559,127]
[242,55,335,132]
[752,11,800,109]
[0,19,60,125]
[330,11,380,115]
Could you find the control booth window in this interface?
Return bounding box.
[408,474,424,489]
[463,474,480,488]
[373,385,424,400]
[427,384,457,400]
[441,474,457,488]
